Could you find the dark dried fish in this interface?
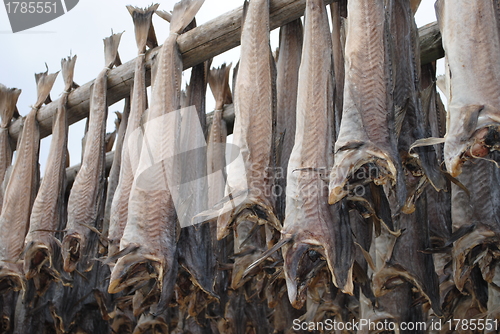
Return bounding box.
[282,0,354,307]
[275,18,302,221]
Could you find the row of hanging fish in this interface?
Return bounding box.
[0,0,500,332]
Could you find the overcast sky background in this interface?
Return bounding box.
[0,0,441,172]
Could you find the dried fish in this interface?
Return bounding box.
[108,4,157,259]
[328,0,404,207]
[0,85,21,212]
[109,0,205,318]
[436,0,500,176]
[216,0,279,240]
[24,55,76,292]
[101,105,128,254]
[282,0,354,307]
[62,32,122,273]
[0,69,58,292]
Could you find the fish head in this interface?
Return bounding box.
[133,314,168,334]
[329,143,397,204]
[23,241,51,279]
[108,253,163,294]
[0,261,25,292]
[282,242,325,309]
[62,232,83,273]
[444,104,484,177]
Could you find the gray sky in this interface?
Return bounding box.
[0,0,439,172]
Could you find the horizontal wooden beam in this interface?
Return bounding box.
[419,22,444,66]
[9,0,443,144]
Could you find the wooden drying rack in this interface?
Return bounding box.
[6,0,444,183]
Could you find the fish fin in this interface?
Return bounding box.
[127,4,159,55]
[34,68,59,109]
[104,32,124,69]
[443,170,470,196]
[61,55,78,92]
[0,84,22,128]
[156,10,172,22]
[103,244,140,265]
[409,137,445,152]
[169,0,205,34]
[243,236,292,278]
[354,242,376,271]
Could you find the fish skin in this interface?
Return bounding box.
[23,56,76,291]
[101,103,128,254]
[108,5,157,259]
[451,155,500,292]
[275,18,302,222]
[328,0,403,206]
[109,0,205,317]
[216,0,279,240]
[329,2,345,133]
[281,0,354,306]
[0,85,21,213]
[0,69,58,292]
[437,0,500,176]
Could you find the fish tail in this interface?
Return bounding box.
[61,55,77,93]
[127,4,159,55]
[329,142,398,204]
[208,63,232,111]
[0,84,21,128]
[169,0,205,34]
[34,68,59,109]
[104,32,124,69]
[0,261,25,292]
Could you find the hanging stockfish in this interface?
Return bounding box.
[108,0,205,323]
[62,32,123,273]
[280,0,354,306]
[0,68,58,292]
[0,85,21,212]
[23,55,76,293]
[107,4,157,259]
